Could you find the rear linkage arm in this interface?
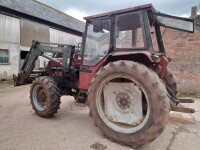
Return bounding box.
[166,86,195,113]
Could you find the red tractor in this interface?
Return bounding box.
[13,4,195,148]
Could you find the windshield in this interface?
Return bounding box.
[83,19,111,66]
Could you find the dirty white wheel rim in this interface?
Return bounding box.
[96,74,150,134]
[32,85,46,111]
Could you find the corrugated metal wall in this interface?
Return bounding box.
[50,28,82,45]
[20,19,50,47]
[0,14,20,44]
[0,13,83,78]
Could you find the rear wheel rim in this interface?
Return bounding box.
[96,74,150,134]
[32,85,47,111]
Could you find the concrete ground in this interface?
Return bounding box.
[0,82,200,150]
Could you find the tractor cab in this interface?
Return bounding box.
[81,4,194,66]
[79,4,194,91]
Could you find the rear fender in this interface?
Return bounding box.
[112,51,154,61]
[79,51,159,91]
[111,52,169,78]
[157,56,169,78]
[109,51,157,64]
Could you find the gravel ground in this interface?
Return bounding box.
[0,83,200,150]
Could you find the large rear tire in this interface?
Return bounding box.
[88,61,170,148]
[30,76,61,118]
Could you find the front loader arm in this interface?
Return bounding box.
[13,41,73,86]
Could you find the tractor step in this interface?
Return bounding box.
[178,99,194,103]
[171,106,195,113]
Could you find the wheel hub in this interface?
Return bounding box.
[116,93,131,109]
[38,89,47,105]
[103,82,144,126]
[32,85,46,111]
[120,98,128,106]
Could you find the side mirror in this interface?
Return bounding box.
[93,19,102,33]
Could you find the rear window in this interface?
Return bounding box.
[115,12,145,49]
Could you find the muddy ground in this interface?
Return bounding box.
[0,82,200,150]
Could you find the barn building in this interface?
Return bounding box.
[0,0,85,79]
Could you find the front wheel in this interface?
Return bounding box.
[30,76,61,118]
[88,61,170,148]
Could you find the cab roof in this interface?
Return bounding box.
[84,4,156,20]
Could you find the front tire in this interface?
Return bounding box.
[88,61,170,148]
[30,76,61,118]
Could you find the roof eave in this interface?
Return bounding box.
[0,5,83,36]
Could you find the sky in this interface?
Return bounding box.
[38,0,200,22]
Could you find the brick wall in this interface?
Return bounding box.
[162,28,200,93]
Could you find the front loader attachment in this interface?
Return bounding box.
[13,41,74,86]
[13,73,31,86]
